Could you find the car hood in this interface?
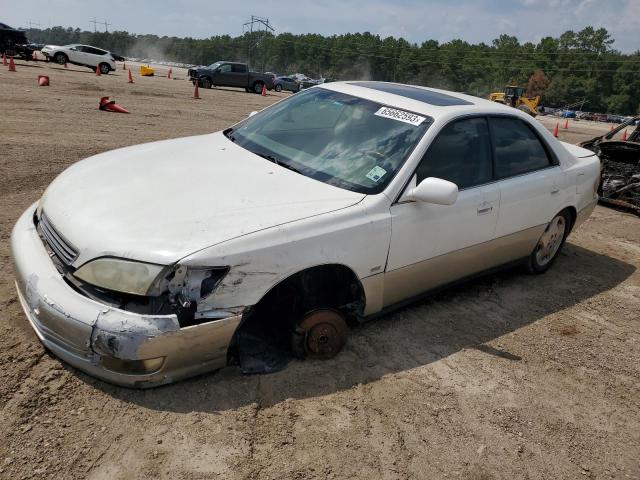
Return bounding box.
[40,132,365,267]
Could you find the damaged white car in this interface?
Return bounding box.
[11,82,600,387]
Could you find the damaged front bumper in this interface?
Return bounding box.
[10,204,242,388]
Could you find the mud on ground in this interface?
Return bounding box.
[0,61,639,479]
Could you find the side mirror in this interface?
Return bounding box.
[405,177,458,205]
[248,111,258,118]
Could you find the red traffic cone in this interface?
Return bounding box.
[37,75,49,86]
[563,119,569,129]
[2,52,7,66]
[552,122,559,138]
[95,64,101,76]
[64,61,68,68]
[622,129,628,141]
[8,56,16,72]
[193,82,200,99]
[128,68,134,83]
[99,96,130,113]
[167,68,172,79]
[261,83,267,96]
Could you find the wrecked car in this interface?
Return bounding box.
[11,81,600,387]
[580,115,640,214]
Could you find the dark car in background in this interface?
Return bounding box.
[274,76,301,93]
[0,23,34,59]
[188,61,274,93]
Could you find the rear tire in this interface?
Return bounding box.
[525,210,571,274]
[98,63,110,75]
[275,84,282,92]
[253,81,264,94]
[53,52,67,65]
[517,104,536,117]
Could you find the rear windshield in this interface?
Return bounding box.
[227,88,431,194]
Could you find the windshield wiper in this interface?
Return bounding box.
[253,152,303,174]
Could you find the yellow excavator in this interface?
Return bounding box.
[489,86,540,117]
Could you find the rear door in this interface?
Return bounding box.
[384,117,500,306]
[230,63,248,87]
[489,116,562,262]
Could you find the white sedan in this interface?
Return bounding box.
[41,44,116,74]
[11,82,600,387]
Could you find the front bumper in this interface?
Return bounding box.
[10,204,242,388]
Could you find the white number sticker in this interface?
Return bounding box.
[374,107,425,126]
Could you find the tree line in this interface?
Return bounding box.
[24,25,640,115]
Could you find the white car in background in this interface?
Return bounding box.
[11,81,600,387]
[41,44,116,74]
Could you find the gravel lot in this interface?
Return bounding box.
[1,60,639,480]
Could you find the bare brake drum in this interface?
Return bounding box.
[297,309,348,360]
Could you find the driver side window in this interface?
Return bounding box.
[416,117,492,190]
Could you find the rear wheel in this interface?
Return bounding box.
[53,52,67,65]
[98,63,110,75]
[253,81,264,94]
[525,210,571,274]
[275,84,282,92]
[517,104,536,117]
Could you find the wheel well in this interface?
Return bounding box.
[560,206,577,233]
[227,264,364,371]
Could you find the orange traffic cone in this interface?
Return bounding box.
[2,52,7,66]
[622,129,628,141]
[99,96,130,113]
[194,82,201,99]
[261,83,267,96]
[37,75,49,86]
[95,64,101,76]
[64,61,68,68]
[8,56,16,72]
[127,68,134,83]
[167,68,172,79]
[552,122,559,138]
[563,119,569,129]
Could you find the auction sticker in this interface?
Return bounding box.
[374,107,425,126]
[366,165,387,182]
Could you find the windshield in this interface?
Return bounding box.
[207,62,221,70]
[227,88,431,194]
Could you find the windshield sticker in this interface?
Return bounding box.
[374,107,425,126]
[365,165,387,182]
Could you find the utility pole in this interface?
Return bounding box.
[242,15,274,70]
[90,17,99,33]
[102,19,111,33]
[27,21,41,30]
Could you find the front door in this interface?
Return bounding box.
[384,117,500,306]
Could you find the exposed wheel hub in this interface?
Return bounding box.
[299,310,347,360]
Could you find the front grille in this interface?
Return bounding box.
[38,213,78,266]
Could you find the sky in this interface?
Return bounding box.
[4,0,639,52]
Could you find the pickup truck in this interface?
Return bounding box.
[188,61,274,93]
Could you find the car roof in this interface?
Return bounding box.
[319,81,515,119]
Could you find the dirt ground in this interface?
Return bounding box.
[1,60,639,480]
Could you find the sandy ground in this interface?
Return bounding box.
[1,60,639,480]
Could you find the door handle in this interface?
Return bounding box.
[477,204,493,215]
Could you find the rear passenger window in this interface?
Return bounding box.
[416,117,492,189]
[231,64,246,73]
[489,117,551,178]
